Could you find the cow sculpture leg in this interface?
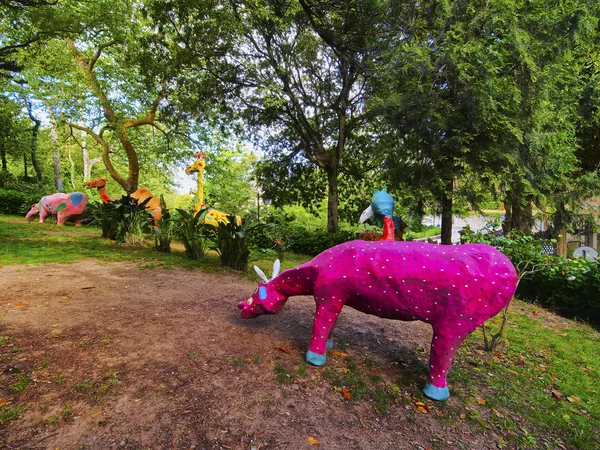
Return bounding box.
[423,326,468,401]
[306,305,341,366]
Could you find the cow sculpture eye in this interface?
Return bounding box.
[259,286,267,300]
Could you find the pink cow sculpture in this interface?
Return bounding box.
[238,240,518,400]
[26,192,88,226]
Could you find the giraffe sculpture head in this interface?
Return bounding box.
[83,178,108,189]
[185,152,206,175]
[83,178,113,203]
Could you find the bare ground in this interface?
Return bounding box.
[0,260,510,449]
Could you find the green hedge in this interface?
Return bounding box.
[465,231,600,328]
[518,257,600,327]
[0,189,40,215]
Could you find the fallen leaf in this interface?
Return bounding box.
[274,345,290,354]
[52,324,59,328]
[13,302,28,307]
[567,396,581,403]
[476,398,486,405]
[559,333,568,337]
[459,413,466,419]
[0,401,11,406]
[416,406,428,413]
[492,408,504,417]
[414,401,426,407]
[531,310,538,316]
[551,390,563,401]
[517,359,526,366]
[330,350,348,357]
[307,436,319,445]
[342,387,351,400]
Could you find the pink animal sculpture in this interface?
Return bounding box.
[26,192,88,226]
[238,240,518,400]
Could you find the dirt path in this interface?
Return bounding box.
[0,261,501,449]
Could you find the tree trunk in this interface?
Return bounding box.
[47,106,63,192]
[23,152,28,182]
[440,191,453,245]
[511,199,534,233]
[325,163,339,233]
[0,140,6,171]
[27,102,43,182]
[81,132,102,182]
[68,149,76,189]
[502,202,512,235]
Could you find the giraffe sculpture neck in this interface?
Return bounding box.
[194,167,205,214]
[97,186,113,203]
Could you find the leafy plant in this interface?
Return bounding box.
[153,194,174,252]
[86,201,120,239]
[177,208,210,260]
[114,195,153,245]
[210,214,266,271]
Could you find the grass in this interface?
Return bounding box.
[0,405,25,424]
[450,301,600,450]
[1,213,599,448]
[73,371,120,402]
[0,215,221,270]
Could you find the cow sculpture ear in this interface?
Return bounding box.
[272,259,281,279]
[254,265,270,284]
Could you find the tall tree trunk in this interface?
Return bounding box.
[68,149,76,188]
[26,101,43,182]
[23,152,28,182]
[81,131,102,182]
[502,202,512,235]
[511,199,534,233]
[47,106,63,192]
[440,188,453,245]
[0,140,6,171]
[325,163,339,233]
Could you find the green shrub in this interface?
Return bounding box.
[86,201,120,239]
[465,229,600,328]
[518,257,600,326]
[177,208,210,260]
[86,195,152,244]
[210,215,266,271]
[153,195,175,253]
[0,189,40,215]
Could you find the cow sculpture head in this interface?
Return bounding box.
[25,203,40,222]
[238,260,286,319]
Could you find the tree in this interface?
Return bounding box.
[373,0,598,243]
[145,0,383,232]
[13,0,191,195]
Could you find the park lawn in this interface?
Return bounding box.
[0,214,598,449]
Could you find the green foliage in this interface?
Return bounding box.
[176,208,210,260]
[519,257,600,327]
[210,215,266,272]
[249,210,356,257]
[153,194,174,252]
[87,195,152,244]
[86,201,120,239]
[0,188,40,215]
[465,227,600,328]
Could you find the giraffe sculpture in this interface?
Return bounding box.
[83,178,162,223]
[185,152,242,227]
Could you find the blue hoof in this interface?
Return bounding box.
[423,382,450,401]
[326,338,334,350]
[306,350,327,366]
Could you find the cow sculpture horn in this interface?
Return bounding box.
[254,266,269,284]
